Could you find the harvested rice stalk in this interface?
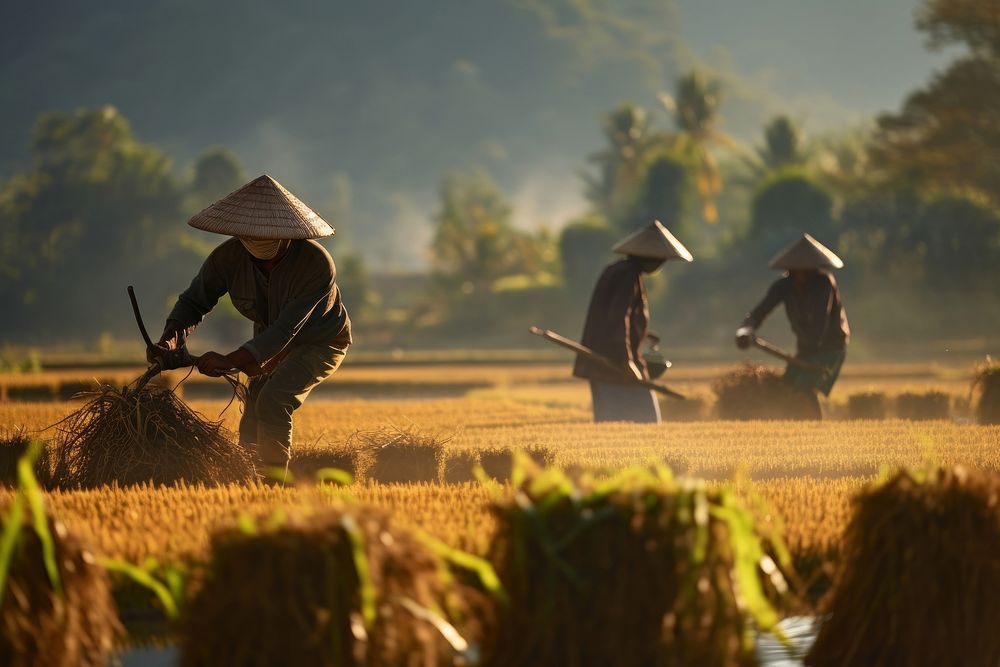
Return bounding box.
[713,364,816,420]
[47,384,255,489]
[351,426,448,484]
[485,459,793,667]
[0,429,30,486]
[181,507,475,667]
[973,357,1000,425]
[478,446,554,483]
[807,467,1000,666]
[895,391,951,420]
[846,392,888,420]
[290,446,358,484]
[0,444,122,667]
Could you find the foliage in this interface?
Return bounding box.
[583,103,655,225]
[870,0,1000,205]
[621,147,691,235]
[557,215,617,291]
[184,148,244,212]
[430,172,555,297]
[743,115,808,179]
[0,106,250,342]
[659,71,738,223]
[749,169,836,245]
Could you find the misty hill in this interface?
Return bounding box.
[2,0,940,268]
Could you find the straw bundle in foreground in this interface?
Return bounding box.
[181,507,475,667]
[713,364,816,420]
[485,461,792,667]
[807,467,1000,666]
[47,385,255,489]
[0,515,121,667]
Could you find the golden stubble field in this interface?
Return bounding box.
[0,364,1000,580]
[0,360,997,574]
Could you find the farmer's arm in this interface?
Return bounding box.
[162,248,230,346]
[743,279,785,330]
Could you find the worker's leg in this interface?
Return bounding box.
[246,345,347,468]
[801,390,823,420]
[590,381,661,424]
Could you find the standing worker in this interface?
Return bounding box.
[148,175,352,473]
[735,233,849,419]
[573,220,693,423]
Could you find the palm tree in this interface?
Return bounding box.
[759,115,807,170]
[584,103,654,222]
[658,71,737,223]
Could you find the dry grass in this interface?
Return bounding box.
[846,392,888,420]
[712,364,817,420]
[895,391,952,421]
[45,386,256,489]
[181,505,473,667]
[0,515,121,667]
[807,467,1000,666]
[485,462,787,667]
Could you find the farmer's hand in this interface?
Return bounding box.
[735,326,755,350]
[197,351,233,377]
[148,324,182,365]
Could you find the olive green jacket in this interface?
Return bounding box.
[167,238,352,364]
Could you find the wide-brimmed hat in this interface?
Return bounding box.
[612,220,693,262]
[187,175,335,239]
[769,233,844,270]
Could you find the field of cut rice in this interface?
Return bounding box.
[0,360,996,568]
[0,359,998,663]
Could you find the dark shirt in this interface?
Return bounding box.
[572,258,650,383]
[167,238,352,364]
[744,271,849,354]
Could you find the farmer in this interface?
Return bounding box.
[573,220,693,423]
[735,233,849,419]
[148,175,351,472]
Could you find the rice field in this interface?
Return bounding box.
[0,359,997,576]
[0,363,1000,636]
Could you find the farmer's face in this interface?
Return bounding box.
[790,269,816,287]
[637,258,666,274]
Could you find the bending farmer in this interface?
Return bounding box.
[736,233,849,419]
[573,220,693,423]
[149,175,351,471]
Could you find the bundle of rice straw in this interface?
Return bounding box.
[846,391,888,420]
[973,357,1000,425]
[0,447,122,666]
[181,507,477,666]
[807,467,1000,666]
[895,391,951,421]
[47,385,255,489]
[351,426,446,484]
[0,429,30,486]
[713,364,815,420]
[485,458,793,667]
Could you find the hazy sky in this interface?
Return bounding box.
[677,0,947,131]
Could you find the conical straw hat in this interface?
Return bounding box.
[769,233,844,270]
[612,220,693,261]
[187,175,335,239]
